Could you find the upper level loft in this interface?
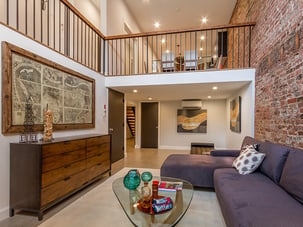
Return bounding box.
[0,0,255,76]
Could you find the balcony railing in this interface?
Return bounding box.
[105,22,255,76]
[0,0,104,73]
[0,0,255,76]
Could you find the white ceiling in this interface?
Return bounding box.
[123,0,237,32]
[111,81,250,102]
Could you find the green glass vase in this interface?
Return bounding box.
[141,171,153,182]
[123,169,141,190]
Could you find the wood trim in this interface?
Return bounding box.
[105,22,256,40]
[60,0,105,39]
[2,41,96,134]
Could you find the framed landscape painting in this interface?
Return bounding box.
[230,96,241,133]
[2,42,95,134]
[177,109,207,133]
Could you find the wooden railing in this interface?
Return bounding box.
[0,0,255,76]
[104,22,255,76]
[0,0,104,73]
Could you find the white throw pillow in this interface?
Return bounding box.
[232,147,266,175]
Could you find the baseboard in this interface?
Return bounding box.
[0,206,8,221]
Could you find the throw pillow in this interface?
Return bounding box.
[233,147,266,175]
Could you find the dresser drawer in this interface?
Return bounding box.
[86,160,110,181]
[86,152,110,169]
[42,149,86,172]
[42,139,86,158]
[86,135,110,147]
[41,170,88,207]
[41,160,86,188]
[87,143,110,158]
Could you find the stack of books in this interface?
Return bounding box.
[158,181,183,192]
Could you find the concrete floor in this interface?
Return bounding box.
[0,138,189,227]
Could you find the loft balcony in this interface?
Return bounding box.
[105,23,254,76]
[0,0,255,77]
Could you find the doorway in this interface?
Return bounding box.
[108,89,124,163]
[141,102,158,148]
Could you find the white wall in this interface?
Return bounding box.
[225,82,255,149]
[68,0,101,30]
[107,0,142,35]
[0,24,108,220]
[159,100,227,150]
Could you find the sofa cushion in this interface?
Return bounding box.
[214,168,303,227]
[160,154,235,188]
[280,148,303,203]
[232,146,265,175]
[259,141,290,183]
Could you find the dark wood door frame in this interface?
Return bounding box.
[141,102,159,148]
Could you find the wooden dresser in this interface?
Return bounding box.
[10,134,111,220]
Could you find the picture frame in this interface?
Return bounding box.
[230,96,241,133]
[2,42,95,134]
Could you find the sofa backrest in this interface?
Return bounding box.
[240,136,259,149]
[258,141,290,184]
[279,148,303,204]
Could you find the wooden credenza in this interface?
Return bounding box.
[10,134,111,220]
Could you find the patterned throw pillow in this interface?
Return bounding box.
[233,146,266,175]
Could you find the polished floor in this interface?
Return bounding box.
[0,138,189,227]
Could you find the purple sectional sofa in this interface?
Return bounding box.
[160,136,303,227]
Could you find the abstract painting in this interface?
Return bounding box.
[230,96,241,133]
[177,109,207,133]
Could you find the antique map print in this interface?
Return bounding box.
[12,53,93,125]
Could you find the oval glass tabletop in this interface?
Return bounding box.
[112,176,193,227]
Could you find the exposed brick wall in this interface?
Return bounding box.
[230,0,303,148]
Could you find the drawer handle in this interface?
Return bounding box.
[64,177,71,181]
[64,164,71,169]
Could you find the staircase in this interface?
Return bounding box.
[127,106,136,137]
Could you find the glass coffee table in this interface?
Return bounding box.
[112,176,193,227]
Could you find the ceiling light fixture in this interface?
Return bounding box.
[201,17,208,24]
[212,86,218,90]
[161,39,166,44]
[166,49,170,53]
[154,22,160,28]
[133,89,138,93]
[208,96,212,99]
[200,47,203,51]
[148,97,153,100]
[200,35,205,40]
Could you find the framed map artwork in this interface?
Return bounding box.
[2,42,95,134]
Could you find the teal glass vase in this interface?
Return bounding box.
[123,169,141,190]
[141,171,153,182]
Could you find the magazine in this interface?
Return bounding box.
[158,181,183,191]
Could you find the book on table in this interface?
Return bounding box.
[158,181,183,191]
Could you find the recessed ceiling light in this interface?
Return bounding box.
[201,17,208,24]
[148,97,153,100]
[213,54,217,59]
[200,35,205,40]
[154,22,160,28]
[133,89,138,93]
[208,96,212,99]
[212,86,218,90]
[166,49,170,53]
[161,38,166,44]
[200,47,203,51]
